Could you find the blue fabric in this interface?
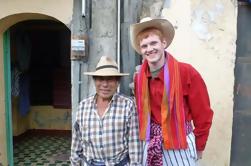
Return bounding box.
[89,155,129,166]
[89,160,105,166]
[19,73,30,116]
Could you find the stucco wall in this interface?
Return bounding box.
[29,106,71,130]
[0,0,73,26]
[0,0,73,165]
[12,105,71,136]
[162,0,237,165]
[0,0,238,165]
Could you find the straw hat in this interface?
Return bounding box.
[130,17,175,54]
[84,56,129,76]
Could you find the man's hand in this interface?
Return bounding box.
[129,65,141,95]
[197,151,203,160]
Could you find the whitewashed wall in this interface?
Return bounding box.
[160,0,237,165]
[0,1,73,164]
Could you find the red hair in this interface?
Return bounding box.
[136,28,164,46]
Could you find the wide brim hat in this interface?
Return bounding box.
[130,17,175,54]
[84,56,129,76]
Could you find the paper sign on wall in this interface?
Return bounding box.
[71,34,88,60]
[71,40,85,51]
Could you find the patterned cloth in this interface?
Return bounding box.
[11,67,21,97]
[143,132,198,166]
[146,121,194,166]
[147,122,163,166]
[185,121,193,135]
[70,93,142,166]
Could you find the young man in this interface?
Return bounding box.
[130,17,213,165]
[70,56,142,166]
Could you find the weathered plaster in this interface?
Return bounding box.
[0,0,73,164]
[29,106,71,130]
[162,0,237,165]
[0,100,7,165]
[141,0,164,17]
[85,0,118,96]
[0,0,73,25]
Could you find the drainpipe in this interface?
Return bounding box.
[117,0,121,92]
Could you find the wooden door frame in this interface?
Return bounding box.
[3,30,14,166]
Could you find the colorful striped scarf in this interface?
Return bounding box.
[135,53,188,149]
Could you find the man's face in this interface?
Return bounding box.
[94,76,119,100]
[139,33,167,65]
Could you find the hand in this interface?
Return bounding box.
[197,151,203,160]
[129,65,142,95]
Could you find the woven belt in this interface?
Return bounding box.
[89,155,129,166]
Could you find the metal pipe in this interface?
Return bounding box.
[117,0,121,70]
[117,0,121,92]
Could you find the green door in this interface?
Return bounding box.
[3,30,14,166]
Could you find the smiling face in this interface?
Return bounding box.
[94,76,120,101]
[138,29,167,70]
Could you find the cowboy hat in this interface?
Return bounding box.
[130,17,175,54]
[84,56,129,76]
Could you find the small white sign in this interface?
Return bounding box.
[71,40,85,51]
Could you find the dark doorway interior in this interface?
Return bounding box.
[10,20,71,108]
[9,20,71,165]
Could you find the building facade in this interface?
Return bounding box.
[0,0,249,166]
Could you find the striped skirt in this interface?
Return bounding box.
[142,131,198,166]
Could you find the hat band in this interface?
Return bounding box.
[96,65,118,71]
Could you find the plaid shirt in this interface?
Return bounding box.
[70,93,142,166]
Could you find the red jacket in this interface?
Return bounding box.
[136,58,213,151]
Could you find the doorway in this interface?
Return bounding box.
[7,20,72,165]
